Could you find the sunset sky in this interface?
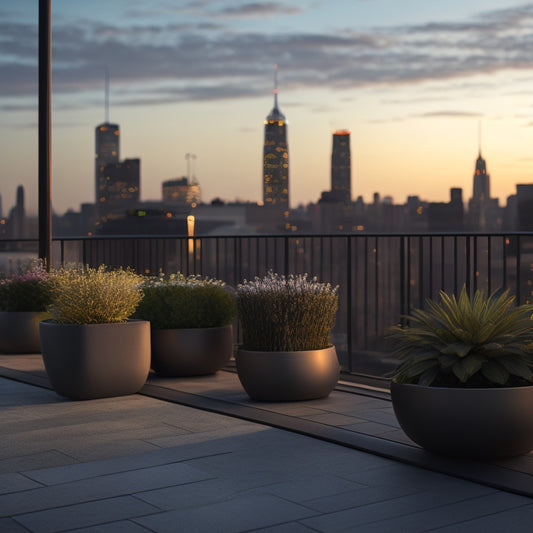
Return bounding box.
[3,0,533,215]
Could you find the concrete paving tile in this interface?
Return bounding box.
[301,484,420,513]
[250,474,366,503]
[0,462,214,517]
[146,422,265,448]
[14,495,160,533]
[0,517,29,532]
[0,450,78,475]
[251,523,318,532]
[24,447,231,486]
[299,412,363,426]
[349,493,533,533]
[257,405,329,417]
[301,484,508,532]
[430,503,533,533]
[343,420,401,436]
[134,493,318,533]
[339,461,497,496]
[65,520,152,532]
[135,479,240,510]
[0,472,43,495]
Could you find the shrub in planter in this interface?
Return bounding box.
[135,273,237,376]
[40,265,150,400]
[235,272,340,401]
[0,261,52,353]
[388,286,533,457]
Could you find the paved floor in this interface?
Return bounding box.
[1,368,533,532]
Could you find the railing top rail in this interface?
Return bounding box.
[2,231,533,244]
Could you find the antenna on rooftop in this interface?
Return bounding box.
[104,66,110,123]
[273,64,279,108]
[478,119,482,156]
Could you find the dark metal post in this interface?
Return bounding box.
[39,0,52,268]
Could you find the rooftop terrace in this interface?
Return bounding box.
[1,354,533,532]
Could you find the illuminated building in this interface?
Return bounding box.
[95,122,120,204]
[263,67,289,209]
[331,130,351,204]
[468,151,499,231]
[162,177,201,205]
[98,158,140,221]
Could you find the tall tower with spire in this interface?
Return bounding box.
[95,69,120,205]
[263,66,289,211]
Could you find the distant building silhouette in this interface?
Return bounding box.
[263,67,289,212]
[467,151,500,231]
[331,130,351,204]
[95,122,120,205]
[8,185,26,238]
[162,177,201,205]
[100,158,140,211]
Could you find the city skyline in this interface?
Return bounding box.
[3,1,533,215]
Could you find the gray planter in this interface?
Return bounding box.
[39,319,150,400]
[391,381,533,458]
[151,325,233,377]
[0,311,47,354]
[235,346,339,402]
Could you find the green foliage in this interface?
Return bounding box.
[0,261,52,312]
[48,265,143,324]
[135,273,237,329]
[389,286,533,387]
[236,272,338,351]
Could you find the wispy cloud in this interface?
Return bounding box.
[3,4,533,107]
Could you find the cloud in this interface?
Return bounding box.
[4,3,533,106]
[215,2,302,18]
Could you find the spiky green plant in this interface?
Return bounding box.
[48,265,143,324]
[135,272,237,329]
[236,272,338,351]
[389,286,533,387]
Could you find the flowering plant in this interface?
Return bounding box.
[47,265,143,324]
[135,272,237,329]
[0,261,52,312]
[236,272,338,351]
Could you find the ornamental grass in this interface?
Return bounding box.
[236,272,338,352]
[135,272,237,329]
[47,265,143,324]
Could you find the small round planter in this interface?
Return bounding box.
[39,319,151,400]
[391,381,533,458]
[235,346,339,402]
[150,325,233,377]
[0,311,47,354]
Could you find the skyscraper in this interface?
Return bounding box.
[468,151,491,231]
[263,67,289,210]
[331,130,351,203]
[95,122,120,204]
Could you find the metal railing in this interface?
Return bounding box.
[2,232,533,378]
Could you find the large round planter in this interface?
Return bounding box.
[151,325,233,377]
[39,319,151,400]
[0,311,48,354]
[391,381,533,458]
[235,346,339,402]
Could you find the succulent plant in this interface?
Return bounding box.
[389,286,533,387]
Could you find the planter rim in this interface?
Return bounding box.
[39,318,148,327]
[238,345,334,355]
[151,324,232,331]
[391,381,533,393]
